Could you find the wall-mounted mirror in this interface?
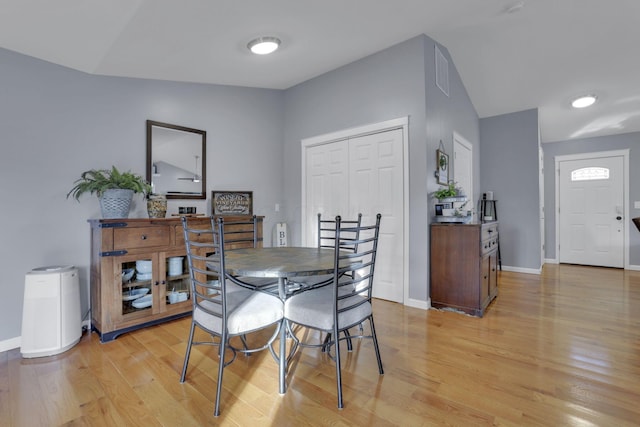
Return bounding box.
[146,120,206,199]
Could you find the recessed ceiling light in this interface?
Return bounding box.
[571,95,597,109]
[247,37,281,55]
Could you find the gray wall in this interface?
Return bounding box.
[425,42,481,212]
[0,33,489,344]
[480,109,541,270]
[542,132,640,265]
[0,47,285,342]
[282,34,480,303]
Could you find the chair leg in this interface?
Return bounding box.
[214,332,227,417]
[343,329,353,352]
[369,316,384,375]
[180,321,197,382]
[240,334,250,354]
[334,325,344,409]
[322,332,331,352]
[323,330,353,353]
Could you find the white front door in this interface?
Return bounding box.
[303,127,405,303]
[558,155,624,267]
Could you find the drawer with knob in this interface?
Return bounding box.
[113,226,171,250]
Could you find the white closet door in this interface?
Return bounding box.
[349,129,404,302]
[304,139,349,246]
[304,128,404,303]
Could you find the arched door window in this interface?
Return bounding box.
[571,167,609,181]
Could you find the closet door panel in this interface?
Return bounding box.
[349,129,404,303]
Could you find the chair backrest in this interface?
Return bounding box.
[317,213,362,253]
[218,215,261,250]
[181,216,229,326]
[332,213,382,311]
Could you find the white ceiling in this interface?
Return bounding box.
[2,0,639,143]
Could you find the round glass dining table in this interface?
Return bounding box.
[223,247,336,294]
[221,246,339,394]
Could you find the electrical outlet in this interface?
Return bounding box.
[635,201,640,209]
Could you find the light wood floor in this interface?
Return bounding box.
[2,264,639,426]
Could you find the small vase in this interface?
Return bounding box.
[147,195,167,218]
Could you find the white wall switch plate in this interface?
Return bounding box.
[635,201,640,209]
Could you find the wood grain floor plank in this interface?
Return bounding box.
[0,350,10,427]
[2,264,640,426]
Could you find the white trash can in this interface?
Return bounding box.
[21,265,81,358]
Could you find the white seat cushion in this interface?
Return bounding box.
[284,285,371,331]
[194,289,283,335]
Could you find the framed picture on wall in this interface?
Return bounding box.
[211,191,253,216]
[437,149,449,185]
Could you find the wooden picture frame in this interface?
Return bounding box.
[436,149,449,185]
[211,191,253,216]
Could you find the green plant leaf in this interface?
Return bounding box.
[67,166,151,201]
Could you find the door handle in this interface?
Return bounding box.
[616,216,622,220]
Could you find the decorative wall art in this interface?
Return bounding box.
[212,191,253,216]
[436,148,449,185]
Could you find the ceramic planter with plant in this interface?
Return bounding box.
[433,181,464,202]
[67,166,151,218]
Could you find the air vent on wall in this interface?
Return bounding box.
[435,45,450,97]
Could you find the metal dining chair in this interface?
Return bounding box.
[291,213,363,292]
[180,216,284,417]
[218,215,279,292]
[317,212,362,251]
[284,213,384,409]
[316,213,363,350]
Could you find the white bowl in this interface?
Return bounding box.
[122,287,149,301]
[132,295,152,309]
[136,272,152,281]
[168,291,188,304]
[122,268,135,283]
[136,260,152,274]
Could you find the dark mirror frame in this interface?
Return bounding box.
[146,120,207,200]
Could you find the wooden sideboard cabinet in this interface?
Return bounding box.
[89,216,263,342]
[430,221,499,317]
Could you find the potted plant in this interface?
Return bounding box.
[67,166,151,218]
[433,181,462,201]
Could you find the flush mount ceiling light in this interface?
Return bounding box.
[571,95,597,109]
[247,36,281,55]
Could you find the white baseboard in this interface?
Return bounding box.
[544,258,640,271]
[404,297,430,310]
[0,336,20,353]
[501,265,542,275]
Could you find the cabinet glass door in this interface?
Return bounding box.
[165,255,191,306]
[121,258,154,316]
